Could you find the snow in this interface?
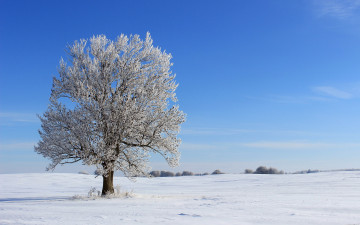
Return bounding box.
[1,171,360,224]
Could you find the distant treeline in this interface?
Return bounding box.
[245,167,360,175]
[245,166,284,174]
[86,168,360,177]
[149,169,224,177]
[292,169,319,174]
[293,168,360,174]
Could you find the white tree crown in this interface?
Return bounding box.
[35,32,186,177]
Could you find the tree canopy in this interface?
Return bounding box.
[35,33,185,194]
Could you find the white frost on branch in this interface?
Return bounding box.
[35,33,186,177]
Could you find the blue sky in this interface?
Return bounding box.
[1,0,360,173]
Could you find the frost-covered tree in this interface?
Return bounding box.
[35,33,186,195]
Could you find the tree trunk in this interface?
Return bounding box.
[102,170,114,196]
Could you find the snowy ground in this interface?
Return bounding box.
[0,171,360,225]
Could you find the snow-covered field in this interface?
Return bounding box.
[0,171,360,225]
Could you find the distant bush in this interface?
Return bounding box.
[294,169,320,174]
[253,166,284,174]
[94,168,102,176]
[212,169,224,175]
[182,171,194,176]
[255,166,269,174]
[149,170,213,177]
[160,171,175,177]
[78,170,89,175]
[149,171,176,177]
[244,169,253,174]
[150,171,161,177]
[268,167,278,174]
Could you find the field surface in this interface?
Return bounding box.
[0,171,360,225]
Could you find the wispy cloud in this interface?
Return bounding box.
[248,83,358,104]
[0,142,36,151]
[315,0,360,19]
[240,141,333,150]
[241,141,360,150]
[313,86,353,99]
[180,143,219,151]
[182,127,354,138]
[246,94,331,104]
[181,128,254,136]
[180,141,360,151]
[0,112,39,124]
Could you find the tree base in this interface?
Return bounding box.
[102,170,114,196]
